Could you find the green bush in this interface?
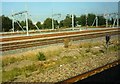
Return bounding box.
[37,52,46,61]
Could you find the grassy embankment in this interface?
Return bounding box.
[1,38,120,82]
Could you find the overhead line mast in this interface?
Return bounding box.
[72,14,74,30]
[11,11,29,36]
[52,11,61,30]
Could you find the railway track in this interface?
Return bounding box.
[0,27,106,36]
[1,28,118,42]
[1,28,120,51]
[56,60,120,84]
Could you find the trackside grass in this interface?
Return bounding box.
[1,38,120,82]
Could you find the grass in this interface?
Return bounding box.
[109,44,120,52]
[2,56,23,67]
[2,39,119,82]
[2,63,40,82]
[2,46,64,67]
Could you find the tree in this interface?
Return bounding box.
[74,15,77,27]
[87,14,96,26]
[54,20,59,29]
[119,18,120,25]
[76,14,106,27]
[28,19,36,30]
[98,16,106,26]
[14,21,21,31]
[0,16,2,32]
[1,15,12,32]
[21,21,26,27]
[59,20,64,28]
[43,18,52,29]
[63,14,72,28]
[77,15,86,26]
[36,21,42,29]
[43,18,58,29]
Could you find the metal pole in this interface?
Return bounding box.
[72,14,74,30]
[113,18,116,28]
[86,13,88,29]
[106,19,108,28]
[92,18,95,26]
[12,16,14,33]
[52,9,54,30]
[96,16,98,27]
[117,14,119,28]
[105,13,108,28]
[52,16,54,30]
[12,10,14,33]
[26,12,29,36]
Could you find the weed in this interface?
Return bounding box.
[64,38,70,48]
[37,52,46,61]
[99,50,105,53]
[85,48,91,53]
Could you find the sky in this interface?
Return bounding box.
[1,0,120,2]
[1,1,119,23]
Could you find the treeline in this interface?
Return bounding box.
[0,13,118,32]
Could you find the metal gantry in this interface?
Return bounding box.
[52,13,61,30]
[104,13,119,28]
[11,9,119,35]
[92,14,98,27]
[112,13,119,28]
[29,15,40,31]
[12,11,29,36]
[91,12,119,28]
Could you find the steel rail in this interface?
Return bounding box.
[1,29,119,51]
